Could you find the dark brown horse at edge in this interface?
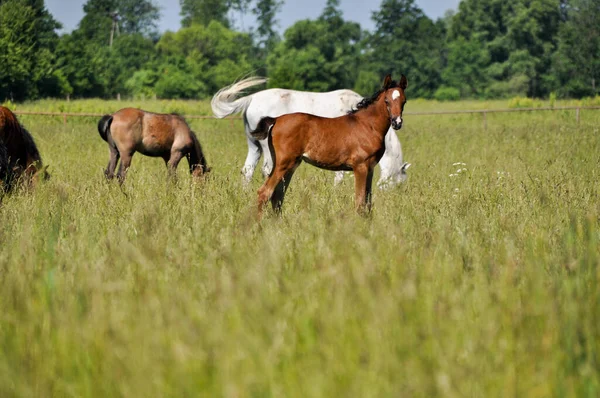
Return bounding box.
[98,108,210,184]
[0,106,48,192]
[250,74,408,217]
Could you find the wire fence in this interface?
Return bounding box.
[14,106,600,129]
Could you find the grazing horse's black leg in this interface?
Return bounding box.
[105,145,120,180]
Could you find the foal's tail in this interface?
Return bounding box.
[97,115,113,142]
[250,117,276,141]
[188,131,211,175]
[210,76,267,118]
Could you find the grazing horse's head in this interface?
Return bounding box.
[381,74,408,130]
[31,164,50,185]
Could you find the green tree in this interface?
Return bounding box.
[125,69,158,98]
[361,0,445,98]
[442,38,490,96]
[78,0,160,44]
[54,32,111,97]
[105,34,158,96]
[55,0,159,98]
[0,0,64,100]
[154,21,255,97]
[180,0,230,27]
[552,0,600,97]
[268,0,362,91]
[268,45,329,91]
[253,0,283,52]
[180,0,254,28]
[447,0,562,98]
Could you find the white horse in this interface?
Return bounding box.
[211,77,410,188]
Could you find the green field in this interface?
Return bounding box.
[1,100,599,397]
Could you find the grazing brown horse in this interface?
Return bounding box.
[251,74,407,216]
[0,139,8,190]
[98,108,210,183]
[0,106,48,191]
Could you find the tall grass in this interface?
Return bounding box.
[0,102,599,396]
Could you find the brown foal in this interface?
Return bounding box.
[250,74,407,217]
[98,108,210,184]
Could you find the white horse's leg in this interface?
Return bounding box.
[242,135,262,185]
[377,128,406,190]
[334,171,346,185]
[259,138,273,178]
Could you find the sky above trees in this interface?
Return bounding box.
[46,0,461,33]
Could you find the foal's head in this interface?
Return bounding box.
[381,74,408,130]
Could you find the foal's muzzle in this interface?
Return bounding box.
[391,116,403,130]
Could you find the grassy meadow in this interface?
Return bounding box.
[1,98,599,397]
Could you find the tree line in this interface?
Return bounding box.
[0,0,598,102]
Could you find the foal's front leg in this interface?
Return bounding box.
[353,163,371,213]
[365,168,375,212]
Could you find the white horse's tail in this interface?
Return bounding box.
[211,77,268,118]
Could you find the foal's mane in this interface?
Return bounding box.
[348,79,401,115]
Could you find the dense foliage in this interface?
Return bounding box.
[0,0,598,100]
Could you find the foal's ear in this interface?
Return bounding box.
[382,74,392,89]
[399,74,408,90]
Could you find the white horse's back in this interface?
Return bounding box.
[244,88,362,130]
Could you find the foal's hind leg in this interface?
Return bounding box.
[270,161,300,213]
[105,145,120,180]
[257,157,299,218]
[353,163,370,213]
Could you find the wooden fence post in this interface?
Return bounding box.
[576,107,580,124]
[63,114,67,124]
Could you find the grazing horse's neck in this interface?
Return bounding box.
[355,95,391,138]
